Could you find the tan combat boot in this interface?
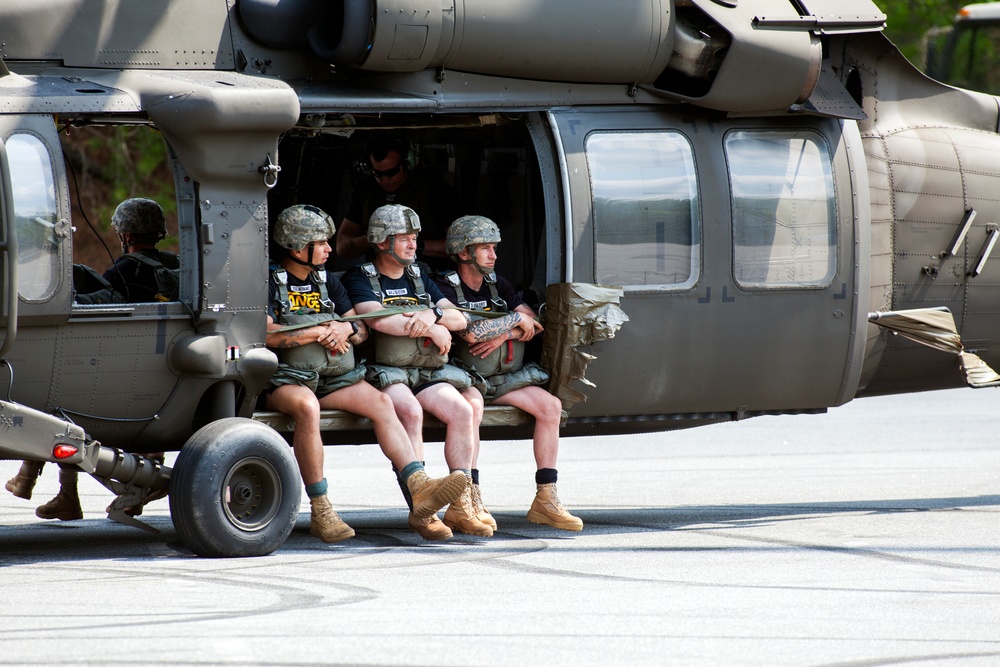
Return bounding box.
[309,495,355,543]
[406,470,468,519]
[471,483,497,531]
[443,484,494,537]
[408,512,453,540]
[5,461,43,500]
[35,488,83,521]
[526,483,583,531]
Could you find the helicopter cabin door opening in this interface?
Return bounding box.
[550,109,870,425]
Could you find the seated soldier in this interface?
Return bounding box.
[341,205,537,538]
[6,198,176,520]
[262,204,466,544]
[433,215,583,532]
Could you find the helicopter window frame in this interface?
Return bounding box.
[725,128,838,290]
[585,129,702,292]
[4,130,63,304]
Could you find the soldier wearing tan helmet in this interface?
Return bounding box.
[434,215,582,532]
[342,204,520,539]
[263,204,466,545]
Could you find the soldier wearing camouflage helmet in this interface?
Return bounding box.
[103,197,179,304]
[367,204,421,266]
[264,204,467,546]
[342,203,493,540]
[17,197,179,522]
[445,215,502,275]
[273,204,337,269]
[433,215,582,533]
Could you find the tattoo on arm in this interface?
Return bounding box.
[269,327,308,349]
[465,312,522,342]
[348,324,369,345]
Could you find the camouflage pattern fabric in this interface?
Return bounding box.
[367,204,421,244]
[110,197,166,235]
[274,204,336,251]
[445,215,501,256]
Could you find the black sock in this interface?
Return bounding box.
[535,468,558,485]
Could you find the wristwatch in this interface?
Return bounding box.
[349,321,362,337]
[431,306,444,323]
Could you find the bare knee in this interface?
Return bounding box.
[391,391,423,428]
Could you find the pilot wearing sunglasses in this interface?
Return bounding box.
[335,134,460,273]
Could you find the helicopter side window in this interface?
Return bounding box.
[5,132,61,303]
[726,130,837,289]
[586,131,700,290]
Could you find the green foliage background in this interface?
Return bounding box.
[875,0,984,62]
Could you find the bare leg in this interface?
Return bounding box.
[415,383,476,470]
[382,383,425,462]
[492,386,562,469]
[318,381,415,470]
[265,384,324,485]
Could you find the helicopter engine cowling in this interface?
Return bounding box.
[238,0,885,113]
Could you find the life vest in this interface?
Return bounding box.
[442,270,525,376]
[272,267,356,377]
[361,262,447,369]
[122,250,180,302]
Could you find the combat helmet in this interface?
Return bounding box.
[110,198,166,237]
[368,204,421,266]
[446,215,501,274]
[274,204,335,268]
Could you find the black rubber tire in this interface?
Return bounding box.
[169,418,300,558]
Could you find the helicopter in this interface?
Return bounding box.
[1,0,998,557]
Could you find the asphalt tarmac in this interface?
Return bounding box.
[1,387,998,666]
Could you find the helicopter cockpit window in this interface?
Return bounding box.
[587,131,701,291]
[726,130,837,289]
[6,132,61,303]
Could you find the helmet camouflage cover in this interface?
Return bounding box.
[274,204,336,251]
[367,204,421,244]
[110,197,166,235]
[446,215,501,257]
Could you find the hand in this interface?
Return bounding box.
[316,321,352,354]
[425,324,452,355]
[468,337,506,359]
[402,309,438,339]
[513,315,544,342]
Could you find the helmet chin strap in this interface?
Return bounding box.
[289,242,324,270]
[459,247,491,274]
[378,234,414,266]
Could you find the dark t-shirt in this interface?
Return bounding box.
[342,265,447,307]
[432,272,525,313]
[268,268,353,322]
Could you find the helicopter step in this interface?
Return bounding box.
[252,404,552,436]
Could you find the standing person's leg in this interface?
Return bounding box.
[266,383,354,544]
[493,386,582,531]
[6,460,44,500]
[35,467,83,521]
